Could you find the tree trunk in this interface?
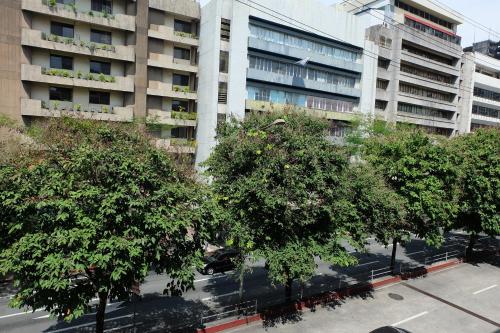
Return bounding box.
[285,278,293,303]
[95,291,108,333]
[390,238,398,274]
[238,265,245,306]
[466,233,477,260]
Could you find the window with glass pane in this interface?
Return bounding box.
[56,0,75,4]
[173,74,189,86]
[89,91,110,105]
[91,0,112,14]
[90,60,111,75]
[219,51,229,73]
[174,47,190,60]
[172,100,189,112]
[49,86,72,101]
[91,30,112,45]
[50,55,73,70]
[51,22,74,38]
[171,127,190,139]
[174,20,191,33]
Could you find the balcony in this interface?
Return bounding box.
[147,81,197,100]
[475,72,500,93]
[471,112,500,126]
[21,64,134,92]
[147,109,197,127]
[21,99,134,122]
[155,138,196,154]
[148,25,199,47]
[245,100,358,122]
[21,29,135,62]
[148,53,198,73]
[22,0,135,31]
[148,0,200,19]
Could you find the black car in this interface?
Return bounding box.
[200,249,240,275]
[370,327,411,333]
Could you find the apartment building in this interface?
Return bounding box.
[0,0,200,154]
[459,48,500,133]
[339,0,465,136]
[195,0,378,166]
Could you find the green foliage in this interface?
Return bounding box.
[362,127,460,246]
[450,129,500,237]
[171,111,197,120]
[204,111,367,290]
[0,118,211,326]
[48,0,56,7]
[43,34,116,52]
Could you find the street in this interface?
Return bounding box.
[0,232,497,333]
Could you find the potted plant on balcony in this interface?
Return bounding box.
[48,0,57,8]
[52,101,60,111]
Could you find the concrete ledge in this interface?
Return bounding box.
[196,258,463,333]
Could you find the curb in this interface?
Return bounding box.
[196,258,463,333]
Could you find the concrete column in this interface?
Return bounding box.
[134,0,149,119]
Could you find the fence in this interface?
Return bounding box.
[200,300,258,328]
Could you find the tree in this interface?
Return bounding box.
[0,118,211,333]
[204,112,367,302]
[361,125,460,270]
[346,163,408,272]
[450,128,500,258]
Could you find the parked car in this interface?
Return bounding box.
[200,249,240,275]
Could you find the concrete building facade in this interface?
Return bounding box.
[339,0,465,136]
[0,0,200,154]
[195,0,378,166]
[459,50,500,132]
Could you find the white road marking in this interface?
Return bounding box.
[33,314,51,320]
[202,291,239,302]
[357,261,379,267]
[0,308,44,319]
[194,274,227,283]
[473,284,497,295]
[46,314,134,332]
[391,311,429,326]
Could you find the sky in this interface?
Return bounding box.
[198,0,500,47]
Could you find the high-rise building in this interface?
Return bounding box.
[459,49,500,132]
[338,0,465,136]
[195,0,378,166]
[0,0,200,155]
[464,40,500,60]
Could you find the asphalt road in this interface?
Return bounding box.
[0,232,497,333]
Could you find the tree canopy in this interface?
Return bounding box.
[0,118,212,332]
[204,111,387,300]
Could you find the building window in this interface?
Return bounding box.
[375,100,387,110]
[171,127,193,139]
[218,82,227,104]
[56,0,75,4]
[376,79,389,90]
[89,91,110,105]
[397,102,452,119]
[399,83,454,102]
[474,87,500,102]
[378,57,390,69]
[90,60,111,75]
[221,18,231,41]
[249,23,359,63]
[379,36,392,48]
[172,100,189,112]
[472,104,500,119]
[400,63,454,84]
[49,86,72,101]
[173,47,191,60]
[248,55,356,88]
[91,0,112,14]
[173,74,189,87]
[404,17,460,45]
[91,29,112,45]
[247,85,355,113]
[402,43,454,66]
[51,22,74,38]
[174,20,192,34]
[50,55,73,70]
[219,51,229,73]
[395,0,453,30]
[329,120,351,137]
